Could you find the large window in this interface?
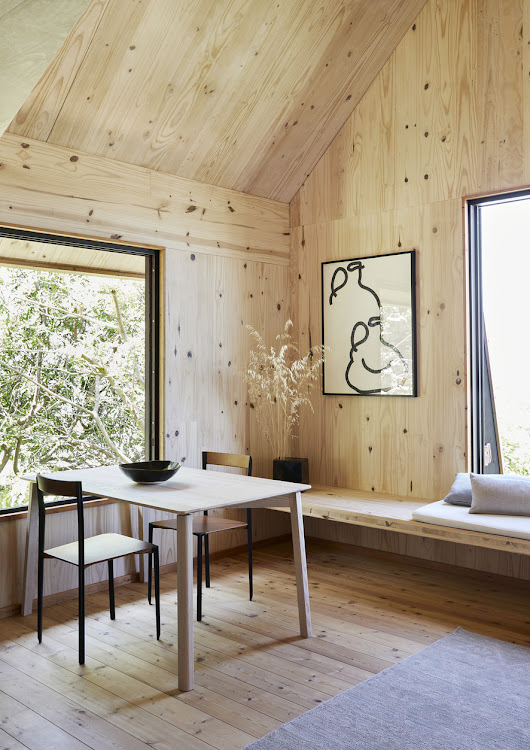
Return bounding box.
[0,226,159,511]
[468,191,530,475]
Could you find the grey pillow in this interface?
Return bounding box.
[470,473,530,515]
[443,473,472,507]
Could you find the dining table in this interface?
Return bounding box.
[21,464,312,691]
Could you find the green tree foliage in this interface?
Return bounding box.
[0,267,145,508]
[500,425,530,477]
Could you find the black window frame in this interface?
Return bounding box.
[0,225,160,514]
[468,188,530,473]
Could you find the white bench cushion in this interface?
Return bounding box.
[412,500,530,541]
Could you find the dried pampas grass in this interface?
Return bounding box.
[243,320,326,459]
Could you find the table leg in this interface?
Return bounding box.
[21,482,39,616]
[177,513,194,691]
[289,491,312,638]
[138,506,151,583]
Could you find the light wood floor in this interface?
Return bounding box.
[0,539,528,750]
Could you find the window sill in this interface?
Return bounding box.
[0,497,120,522]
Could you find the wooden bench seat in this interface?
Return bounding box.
[273,485,530,556]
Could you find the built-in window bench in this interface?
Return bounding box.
[273,485,530,557]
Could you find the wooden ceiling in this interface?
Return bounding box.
[7,0,427,202]
[0,0,90,137]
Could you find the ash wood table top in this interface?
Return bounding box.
[24,464,310,513]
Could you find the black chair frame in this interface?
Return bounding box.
[36,474,161,664]
[148,452,253,621]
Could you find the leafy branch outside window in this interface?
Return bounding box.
[0,267,145,508]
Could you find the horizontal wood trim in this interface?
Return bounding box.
[462,184,530,204]
[0,228,149,277]
[273,486,530,556]
[0,220,164,251]
[0,569,137,619]
[35,569,136,610]
[0,496,120,523]
[0,602,25,620]
[0,134,290,265]
[0,254,145,278]
[159,237,290,266]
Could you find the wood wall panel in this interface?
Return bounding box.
[289,0,530,575]
[294,0,530,226]
[0,502,137,611]
[0,134,291,611]
[303,516,530,581]
[163,247,289,473]
[0,503,289,612]
[292,200,466,500]
[0,134,289,264]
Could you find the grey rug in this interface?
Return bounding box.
[242,628,530,750]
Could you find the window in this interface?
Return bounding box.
[468,190,530,475]
[0,226,160,512]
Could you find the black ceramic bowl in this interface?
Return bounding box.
[119,460,181,483]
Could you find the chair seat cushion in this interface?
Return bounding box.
[45,533,153,566]
[152,515,248,535]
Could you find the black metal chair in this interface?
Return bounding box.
[36,474,161,664]
[148,452,253,621]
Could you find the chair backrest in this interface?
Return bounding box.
[36,475,85,567]
[202,451,252,476]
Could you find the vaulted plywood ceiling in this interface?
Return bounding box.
[0,0,90,137]
[7,0,427,202]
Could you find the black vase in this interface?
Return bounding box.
[273,457,309,484]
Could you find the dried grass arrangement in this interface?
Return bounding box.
[243,320,326,460]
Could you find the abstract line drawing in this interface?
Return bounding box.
[322,251,416,397]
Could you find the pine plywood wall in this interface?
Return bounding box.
[0,135,291,610]
[0,134,291,476]
[164,248,288,479]
[290,0,530,504]
[4,0,530,606]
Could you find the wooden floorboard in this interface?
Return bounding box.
[0,539,528,750]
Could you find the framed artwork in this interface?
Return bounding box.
[321,250,417,396]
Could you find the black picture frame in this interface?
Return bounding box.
[321,249,417,397]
